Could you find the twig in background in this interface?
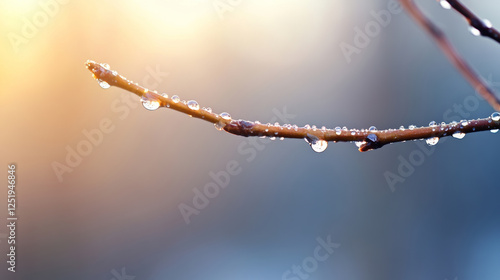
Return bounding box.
[400,0,500,111]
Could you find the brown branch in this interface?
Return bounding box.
[399,0,500,111]
[86,60,500,153]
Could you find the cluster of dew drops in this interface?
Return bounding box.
[138,90,233,132]
[93,63,500,153]
[424,112,500,146]
[439,0,492,36]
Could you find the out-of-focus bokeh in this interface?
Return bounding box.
[1,0,499,279]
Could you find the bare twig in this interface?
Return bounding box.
[399,0,500,111]
[446,0,500,44]
[86,60,500,153]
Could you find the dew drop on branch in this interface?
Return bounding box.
[98,80,110,89]
[220,112,231,120]
[187,100,200,110]
[335,126,341,135]
[439,0,451,9]
[171,95,180,103]
[491,129,499,133]
[214,121,226,131]
[491,112,500,121]
[483,19,493,28]
[425,137,440,146]
[469,26,481,36]
[304,134,328,153]
[141,95,160,111]
[452,132,466,139]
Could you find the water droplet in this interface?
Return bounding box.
[491,129,499,133]
[293,125,298,131]
[469,26,481,36]
[204,107,212,113]
[141,95,160,111]
[274,122,280,127]
[439,0,451,9]
[483,19,492,28]
[220,112,231,120]
[102,63,110,70]
[399,126,405,131]
[491,112,500,121]
[305,124,311,129]
[461,121,468,126]
[452,131,466,139]
[214,121,226,131]
[187,100,200,110]
[171,95,180,103]
[270,137,276,140]
[369,126,377,131]
[335,126,341,135]
[304,134,328,153]
[426,137,440,146]
[280,137,285,140]
[409,125,416,130]
[159,93,168,98]
[429,121,437,127]
[355,141,365,148]
[321,126,327,132]
[366,134,378,143]
[181,100,187,105]
[98,80,110,89]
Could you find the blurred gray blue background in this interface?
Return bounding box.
[1,0,499,279]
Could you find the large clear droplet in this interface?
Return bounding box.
[311,139,328,153]
[141,95,160,111]
[220,112,231,120]
[98,80,110,89]
[425,137,440,146]
[369,126,377,131]
[171,95,180,103]
[439,0,451,9]
[469,26,481,36]
[187,100,200,110]
[452,131,466,139]
[429,121,437,127]
[491,112,500,121]
[304,134,328,153]
[102,63,110,70]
